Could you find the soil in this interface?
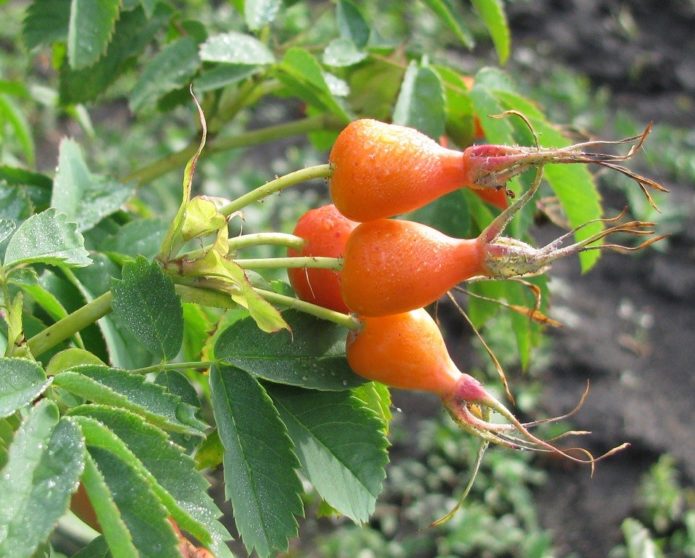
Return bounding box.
[454,1,695,555]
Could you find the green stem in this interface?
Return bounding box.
[25,271,357,358]
[129,361,216,374]
[227,232,304,251]
[254,288,359,330]
[236,256,342,270]
[27,292,113,358]
[122,115,341,186]
[220,164,332,216]
[174,284,238,309]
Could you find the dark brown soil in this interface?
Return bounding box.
[502,1,695,555]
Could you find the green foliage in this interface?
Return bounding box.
[3,209,92,269]
[0,1,674,555]
[214,310,364,390]
[111,257,183,360]
[269,385,389,523]
[0,358,51,418]
[52,138,132,232]
[0,400,85,558]
[609,455,695,558]
[211,364,304,557]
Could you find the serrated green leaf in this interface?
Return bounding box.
[68,255,152,369]
[87,447,180,558]
[245,0,281,31]
[421,0,474,48]
[67,0,121,69]
[214,310,364,391]
[0,358,51,418]
[199,32,275,65]
[270,386,388,523]
[2,420,84,557]
[53,365,206,435]
[322,38,367,68]
[276,47,350,122]
[352,381,392,429]
[3,209,91,269]
[210,365,303,557]
[130,37,201,113]
[60,6,170,105]
[79,453,138,557]
[193,64,260,92]
[337,0,369,48]
[73,406,233,557]
[52,138,132,232]
[393,61,446,139]
[22,0,71,49]
[0,401,85,558]
[0,95,35,166]
[111,257,183,360]
[471,0,510,64]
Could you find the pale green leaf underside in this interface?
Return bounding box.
[52,138,132,232]
[245,0,282,31]
[0,358,51,418]
[200,32,275,65]
[3,208,92,269]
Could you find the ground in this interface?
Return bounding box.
[483,1,694,555]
